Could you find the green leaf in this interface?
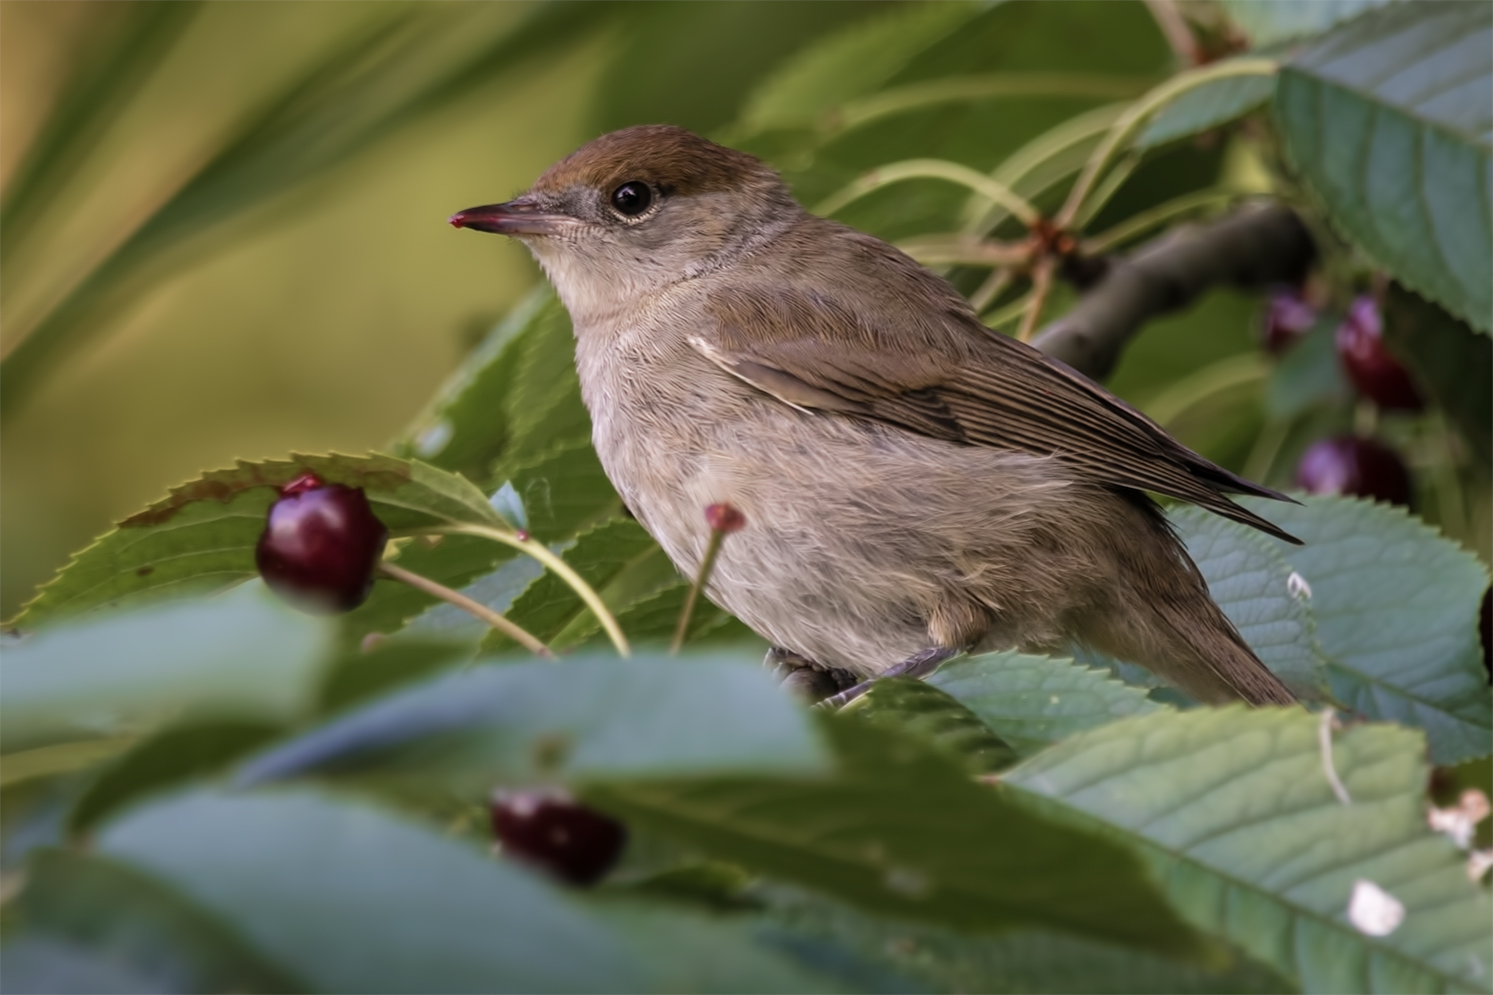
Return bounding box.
[396,290,592,490]
[590,718,1204,958]
[1240,494,1492,764]
[11,452,506,629]
[1137,70,1276,149]
[315,636,474,715]
[502,440,621,543]
[399,554,543,644]
[1221,0,1393,46]
[483,519,668,653]
[92,788,636,993]
[1274,1,1493,332]
[590,904,841,994]
[1,585,330,754]
[758,887,1291,995]
[8,848,302,993]
[337,533,518,651]
[600,580,743,648]
[928,651,1161,755]
[1384,285,1493,464]
[69,719,283,834]
[236,652,829,794]
[853,678,1020,773]
[1171,504,1330,699]
[1,934,171,995]
[737,2,982,132]
[97,788,827,994]
[1006,707,1493,994]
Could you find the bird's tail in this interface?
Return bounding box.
[1084,592,1295,706]
[1080,519,1297,706]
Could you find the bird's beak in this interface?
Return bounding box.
[448,197,570,236]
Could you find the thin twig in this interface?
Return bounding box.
[377,561,553,659]
[830,72,1153,134]
[982,289,1034,331]
[1144,0,1200,66]
[1016,257,1055,342]
[1055,58,1278,229]
[969,267,1015,313]
[1073,152,1141,228]
[1031,202,1315,380]
[671,529,726,653]
[897,234,1033,269]
[817,159,1040,227]
[1142,353,1267,427]
[1318,708,1353,805]
[1081,188,1239,254]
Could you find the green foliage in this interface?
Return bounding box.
[10,452,510,630]
[69,720,284,834]
[852,679,1020,774]
[1,585,329,753]
[1136,70,1276,150]
[737,2,982,134]
[1242,495,1493,765]
[236,653,830,794]
[95,789,829,993]
[482,519,671,653]
[4,848,302,994]
[1274,1,1493,332]
[928,651,1162,756]
[1385,287,1493,464]
[592,718,1202,956]
[1172,504,1329,698]
[5,2,1491,992]
[314,636,474,715]
[1221,0,1393,47]
[757,888,1291,994]
[1006,707,1493,993]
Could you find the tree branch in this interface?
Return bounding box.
[1031,202,1315,380]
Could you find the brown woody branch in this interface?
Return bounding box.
[1032,202,1315,380]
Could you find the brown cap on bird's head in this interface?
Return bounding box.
[449,125,790,237]
[529,125,778,200]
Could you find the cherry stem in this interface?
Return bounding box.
[377,561,553,659]
[671,528,727,654]
[417,525,630,658]
[1016,256,1056,342]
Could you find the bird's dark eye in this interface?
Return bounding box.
[610,181,652,217]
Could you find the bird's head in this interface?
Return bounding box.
[450,125,799,318]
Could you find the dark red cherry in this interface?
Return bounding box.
[1260,286,1317,355]
[1295,436,1413,507]
[1335,295,1423,411]
[491,790,626,886]
[256,475,388,612]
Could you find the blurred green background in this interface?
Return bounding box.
[0,3,575,615]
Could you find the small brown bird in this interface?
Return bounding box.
[451,125,1297,707]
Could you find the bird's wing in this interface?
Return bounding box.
[694,278,1300,544]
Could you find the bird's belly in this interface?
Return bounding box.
[592,396,1069,676]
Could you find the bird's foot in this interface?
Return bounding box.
[764,647,857,703]
[818,646,959,710]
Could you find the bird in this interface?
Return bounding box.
[450,124,1297,707]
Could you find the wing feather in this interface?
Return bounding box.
[697,259,1299,544]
